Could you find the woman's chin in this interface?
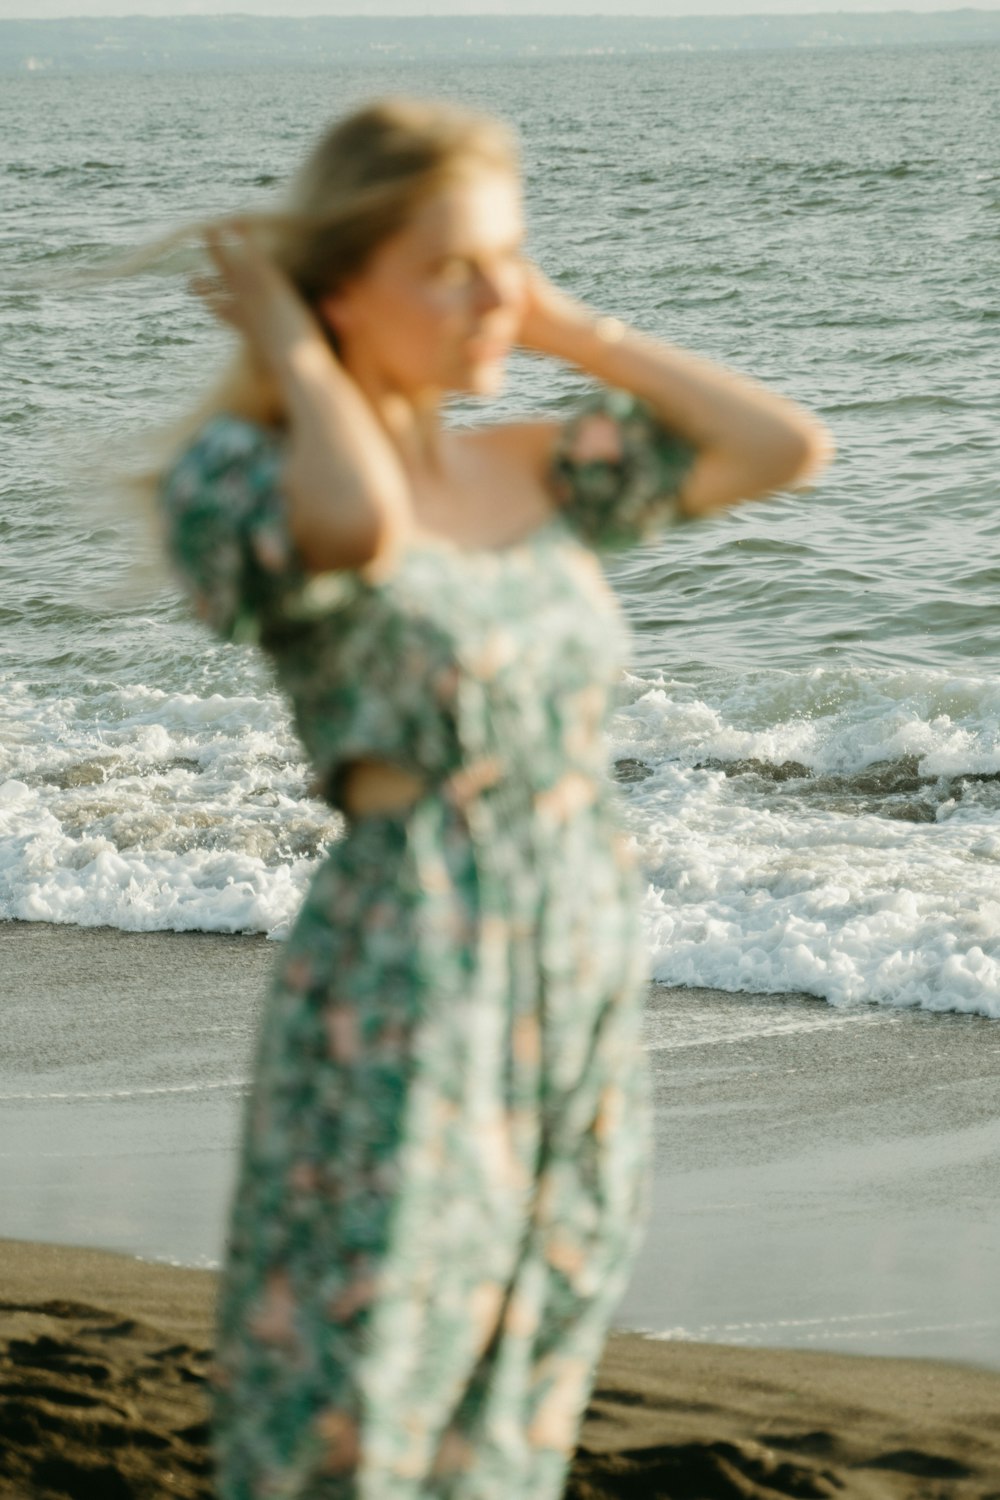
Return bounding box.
[462,358,507,398]
[407,354,507,401]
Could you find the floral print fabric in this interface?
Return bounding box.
[550,385,694,550]
[159,388,694,1499]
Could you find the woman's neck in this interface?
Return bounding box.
[342,352,447,483]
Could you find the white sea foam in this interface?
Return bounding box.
[641,1005,893,1052]
[0,675,338,938]
[613,668,1000,1018]
[612,664,1000,779]
[3,663,1000,1017]
[0,1079,248,1103]
[645,1310,1000,1348]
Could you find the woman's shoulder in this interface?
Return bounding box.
[474,388,695,552]
[172,411,284,472]
[466,416,561,483]
[467,388,659,478]
[160,413,286,514]
[158,412,317,642]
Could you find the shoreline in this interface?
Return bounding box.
[4,918,1000,1372]
[3,1235,1000,1500]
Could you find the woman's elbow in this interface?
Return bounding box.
[683,415,833,518]
[769,415,834,493]
[746,417,833,498]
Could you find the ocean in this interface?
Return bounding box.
[4,45,1000,1015]
[3,42,1000,1365]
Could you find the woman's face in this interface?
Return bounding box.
[320,167,528,399]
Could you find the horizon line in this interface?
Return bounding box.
[4,7,1000,16]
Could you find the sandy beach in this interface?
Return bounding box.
[3,1235,1000,1499]
[3,921,1000,1494]
[5,18,1000,1494]
[5,922,1000,1365]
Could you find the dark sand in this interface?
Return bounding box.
[3,1237,1000,1500]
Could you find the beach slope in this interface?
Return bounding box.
[2,1239,999,1499]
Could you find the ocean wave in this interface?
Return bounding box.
[612,669,1000,1017]
[3,46,999,1022]
[0,676,338,938]
[1,663,999,1017]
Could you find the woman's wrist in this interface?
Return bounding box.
[517,265,635,371]
[521,294,635,370]
[535,306,645,380]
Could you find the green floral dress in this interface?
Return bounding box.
[159,387,693,1500]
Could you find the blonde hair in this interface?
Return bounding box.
[142,97,520,480]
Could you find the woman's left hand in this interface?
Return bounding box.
[515,262,596,361]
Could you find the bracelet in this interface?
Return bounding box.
[592,315,627,345]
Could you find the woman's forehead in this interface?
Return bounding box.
[402,171,525,251]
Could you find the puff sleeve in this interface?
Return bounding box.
[158,414,330,644]
[549,387,696,551]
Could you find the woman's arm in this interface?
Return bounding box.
[198,225,410,572]
[518,269,832,516]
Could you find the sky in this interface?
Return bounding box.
[3,0,1000,16]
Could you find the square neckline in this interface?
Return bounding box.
[352,503,574,593]
[396,506,569,564]
[209,411,572,590]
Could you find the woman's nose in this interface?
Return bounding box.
[472,267,507,314]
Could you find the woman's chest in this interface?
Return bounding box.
[363,529,627,699]
[274,526,630,722]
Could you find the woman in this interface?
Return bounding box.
[159,97,830,1499]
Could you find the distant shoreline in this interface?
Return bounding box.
[4,12,1000,77]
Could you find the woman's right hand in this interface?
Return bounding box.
[192,221,329,377]
[190,223,413,576]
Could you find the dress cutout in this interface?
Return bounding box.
[159,389,694,1499]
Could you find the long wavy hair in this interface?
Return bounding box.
[129,97,519,498]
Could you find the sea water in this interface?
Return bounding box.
[3,45,1000,1018]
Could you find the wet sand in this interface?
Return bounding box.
[3,919,1000,1497]
[3,921,1000,1367]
